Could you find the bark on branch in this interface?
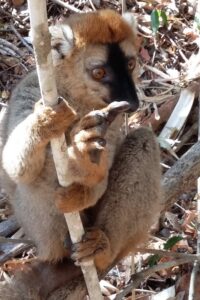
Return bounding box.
[161,140,200,211]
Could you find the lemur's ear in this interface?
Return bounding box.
[49,24,74,63]
[122,12,137,34]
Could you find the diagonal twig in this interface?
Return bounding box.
[10,22,33,54]
[115,257,196,300]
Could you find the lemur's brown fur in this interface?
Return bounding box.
[0,10,161,299]
[62,9,136,47]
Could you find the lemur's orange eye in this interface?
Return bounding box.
[92,68,106,80]
[128,58,136,71]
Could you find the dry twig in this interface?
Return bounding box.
[0,244,32,265]
[87,0,96,11]
[137,248,199,261]
[0,38,23,57]
[174,122,198,152]
[159,87,195,142]
[9,23,33,54]
[51,0,82,13]
[115,257,196,300]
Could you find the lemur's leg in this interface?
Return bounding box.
[71,128,162,270]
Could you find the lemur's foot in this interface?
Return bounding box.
[71,227,111,270]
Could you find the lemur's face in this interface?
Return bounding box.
[51,9,139,113]
[83,41,139,112]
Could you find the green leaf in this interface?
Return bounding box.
[148,254,160,267]
[151,9,160,34]
[160,10,168,26]
[164,236,183,250]
[194,14,200,31]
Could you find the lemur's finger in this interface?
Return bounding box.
[101,101,130,124]
[78,101,130,130]
[77,113,106,131]
[73,124,107,143]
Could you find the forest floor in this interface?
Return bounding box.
[1,0,200,299]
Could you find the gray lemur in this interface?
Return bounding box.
[0,9,161,299]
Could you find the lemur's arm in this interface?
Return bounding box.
[2,100,77,184]
[55,101,130,212]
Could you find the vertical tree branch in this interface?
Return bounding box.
[27,0,102,298]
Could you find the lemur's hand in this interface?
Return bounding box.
[34,98,78,142]
[70,101,130,164]
[66,101,130,186]
[55,101,130,213]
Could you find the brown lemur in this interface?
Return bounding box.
[0,9,161,299]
